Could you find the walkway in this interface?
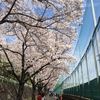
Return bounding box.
[46,94,91,100]
[46,95,57,100]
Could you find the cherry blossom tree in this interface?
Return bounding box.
[0,27,75,100]
[0,0,84,34]
[29,68,57,100]
[29,66,63,100]
[0,0,84,100]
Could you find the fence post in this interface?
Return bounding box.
[85,52,91,99]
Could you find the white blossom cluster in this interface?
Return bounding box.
[0,0,84,89]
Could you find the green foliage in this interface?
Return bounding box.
[0,61,15,80]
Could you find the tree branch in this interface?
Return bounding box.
[0,45,20,81]
[0,0,17,22]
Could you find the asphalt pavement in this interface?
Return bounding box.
[45,95,57,100]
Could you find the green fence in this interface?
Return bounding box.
[53,0,100,99]
[54,16,100,100]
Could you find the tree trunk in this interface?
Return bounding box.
[32,81,36,100]
[16,82,24,100]
[32,87,36,100]
[32,92,35,100]
[38,85,43,94]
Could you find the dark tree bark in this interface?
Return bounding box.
[32,84,36,100]
[17,82,25,100]
[31,79,36,100]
